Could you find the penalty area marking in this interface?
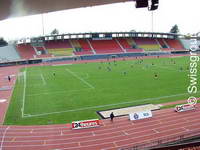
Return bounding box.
[26,87,92,97]
[39,64,47,85]
[85,73,89,79]
[22,92,195,118]
[65,68,94,89]
[40,73,46,85]
[23,114,31,117]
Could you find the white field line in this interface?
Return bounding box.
[23,92,193,118]
[39,64,46,85]
[85,73,89,79]
[154,65,188,72]
[0,126,10,150]
[26,88,91,97]
[40,73,46,85]
[65,68,94,89]
[21,69,27,117]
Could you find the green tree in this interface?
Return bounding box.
[0,37,8,47]
[130,29,136,32]
[170,24,180,34]
[51,28,59,35]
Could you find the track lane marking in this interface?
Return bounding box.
[0,126,10,150]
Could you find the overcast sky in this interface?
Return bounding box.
[0,0,199,40]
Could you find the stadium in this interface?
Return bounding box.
[0,0,200,149]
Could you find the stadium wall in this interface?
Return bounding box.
[0,50,193,67]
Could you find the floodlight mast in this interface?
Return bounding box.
[135,0,159,11]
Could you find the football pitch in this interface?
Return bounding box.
[4,56,200,125]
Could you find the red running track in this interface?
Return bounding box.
[0,66,20,124]
[0,55,200,150]
[0,107,200,150]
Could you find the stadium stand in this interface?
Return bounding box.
[117,38,144,52]
[12,37,193,60]
[0,45,20,61]
[71,39,94,55]
[165,39,185,50]
[16,44,37,59]
[187,40,200,50]
[35,46,54,58]
[157,38,169,48]
[198,40,200,47]
[89,39,123,54]
[134,38,161,51]
[157,38,172,51]
[181,146,200,150]
[180,39,191,50]
[45,40,74,56]
[35,46,47,54]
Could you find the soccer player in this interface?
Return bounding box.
[110,112,115,122]
[8,75,11,82]
[154,73,158,79]
[131,64,134,68]
[107,66,111,72]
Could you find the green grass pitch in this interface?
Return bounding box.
[4,56,200,125]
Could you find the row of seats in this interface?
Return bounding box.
[16,44,36,59]
[0,45,20,61]
[165,39,185,50]
[117,38,144,52]
[89,39,123,54]
[15,38,187,59]
[43,38,186,54]
[71,39,94,55]
[45,40,74,56]
[180,146,200,150]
